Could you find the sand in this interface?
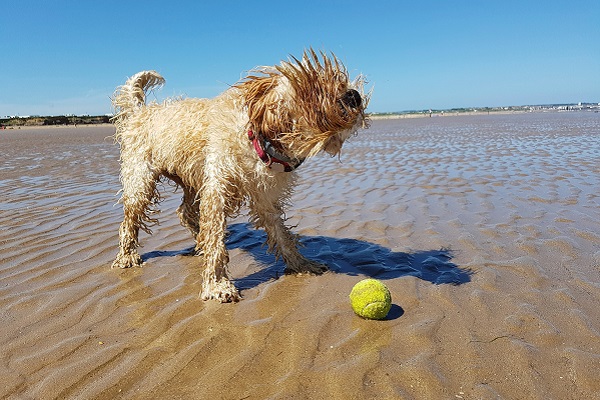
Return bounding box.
[1,113,599,399]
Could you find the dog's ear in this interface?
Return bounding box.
[235,73,293,142]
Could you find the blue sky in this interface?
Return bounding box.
[1,0,598,116]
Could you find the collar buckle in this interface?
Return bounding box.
[248,130,304,172]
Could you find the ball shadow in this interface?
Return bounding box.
[385,304,405,320]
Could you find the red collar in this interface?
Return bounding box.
[248,130,304,172]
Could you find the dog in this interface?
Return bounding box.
[111,49,369,302]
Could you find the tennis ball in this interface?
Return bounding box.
[349,279,392,320]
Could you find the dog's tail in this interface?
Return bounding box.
[111,70,165,123]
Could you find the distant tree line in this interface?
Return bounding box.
[0,115,111,127]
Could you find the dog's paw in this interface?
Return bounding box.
[111,252,143,269]
[201,278,241,303]
[285,259,329,275]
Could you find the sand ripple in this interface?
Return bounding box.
[1,114,599,399]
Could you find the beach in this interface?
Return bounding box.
[1,112,599,399]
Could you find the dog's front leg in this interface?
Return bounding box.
[250,202,328,275]
[197,181,240,302]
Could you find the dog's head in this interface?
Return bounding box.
[236,49,369,159]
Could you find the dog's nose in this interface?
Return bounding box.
[341,89,362,109]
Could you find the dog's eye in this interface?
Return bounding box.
[340,89,362,110]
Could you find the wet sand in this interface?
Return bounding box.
[1,113,599,399]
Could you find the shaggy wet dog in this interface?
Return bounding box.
[111,50,368,302]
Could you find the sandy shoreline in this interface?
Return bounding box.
[0,123,112,130]
[1,114,600,399]
[369,109,595,120]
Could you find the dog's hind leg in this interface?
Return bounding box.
[112,161,159,269]
[197,177,240,302]
[176,185,200,240]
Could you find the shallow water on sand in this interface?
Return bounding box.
[1,113,599,399]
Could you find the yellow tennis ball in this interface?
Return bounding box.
[349,279,392,320]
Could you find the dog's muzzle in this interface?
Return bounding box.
[341,89,362,109]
